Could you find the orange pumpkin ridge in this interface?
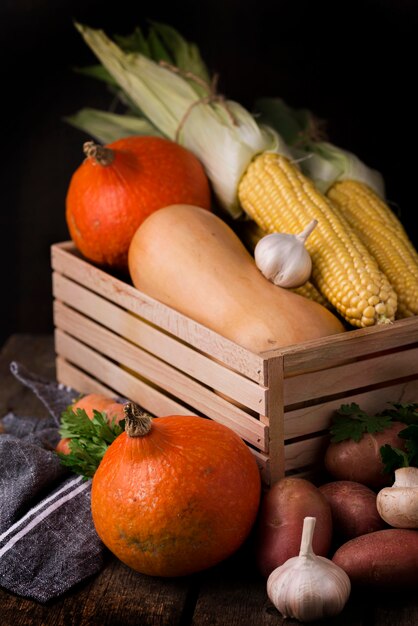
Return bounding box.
[91,403,261,577]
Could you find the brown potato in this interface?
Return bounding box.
[319,480,386,541]
[255,477,333,578]
[332,529,418,589]
[324,421,406,489]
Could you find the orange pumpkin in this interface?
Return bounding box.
[91,403,261,577]
[71,393,125,421]
[65,136,211,270]
[56,393,125,455]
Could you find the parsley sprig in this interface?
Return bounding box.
[329,401,418,474]
[57,407,125,479]
[380,424,418,474]
[378,402,418,425]
[329,403,392,443]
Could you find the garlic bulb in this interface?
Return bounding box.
[254,219,317,288]
[376,467,418,528]
[267,516,351,623]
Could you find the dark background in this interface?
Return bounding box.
[2,0,418,347]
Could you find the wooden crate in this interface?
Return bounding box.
[51,241,418,485]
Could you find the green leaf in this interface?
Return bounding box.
[254,97,310,146]
[328,401,418,473]
[114,27,151,55]
[380,443,410,474]
[329,413,368,443]
[379,422,418,472]
[400,424,418,466]
[74,63,117,86]
[114,21,212,97]
[73,64,144,115]
[65,107,162,143]
[57,406,125,478]
[383,402,418,425]
[57,440,104,479]
[147,28,173,65]
[329,402,393,443]
[149,21,211,88]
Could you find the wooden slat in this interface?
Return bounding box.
[54,329,268,450]
[55,333,193,418]
[284,434,329,472]
[52,276,266,413]
[56,357,120,398]
[283,345,418,406]
[283,378,418,440]
[263,356,285,485]
[250,449,269,485]
[51,243,265,383]
[263,316,418,375]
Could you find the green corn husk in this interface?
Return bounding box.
[73,22,289,218]
[67,21,213,146]
[74,22,211,96]
[301,141,385,197]
[65,107,162,144]
[255,97,385,197]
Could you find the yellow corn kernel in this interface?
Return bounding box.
[238,152,397,327]
[329,180,417,246]
[328,180,418,318]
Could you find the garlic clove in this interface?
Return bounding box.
[254,220,317,289]
[376,467,418,529]
[267,516,351,623]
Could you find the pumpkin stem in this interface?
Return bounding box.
[83,140,114,166]
[124,402,153,437]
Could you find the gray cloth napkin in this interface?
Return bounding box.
[0,362,106,603]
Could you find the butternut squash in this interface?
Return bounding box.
[128,205,345,353]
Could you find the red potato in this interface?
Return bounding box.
[324,421,406,489]
[319,480,386,541]
[332,528,418,589]
[255,477,333,578]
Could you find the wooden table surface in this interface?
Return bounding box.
[1,334,418,626]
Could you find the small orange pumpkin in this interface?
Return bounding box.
[91,403,261,577]
[72,393,125,421]
[56,393,125,455]
[65,135,211,271]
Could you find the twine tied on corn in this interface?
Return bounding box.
[158,60,238,142]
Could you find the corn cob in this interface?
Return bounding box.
[292,281,331,308]
[238,152,398,327]
[328,180,418,318]
[328,180,409,235]
[235,217,331,308]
